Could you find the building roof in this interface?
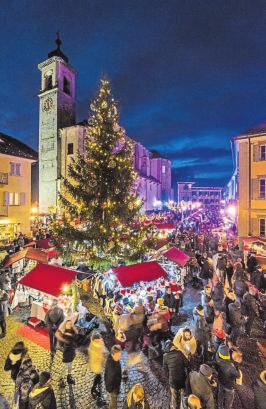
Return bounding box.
[234,122,266,140]
[3,248,48,268]
[162,247,190,267]
[0,132,37,160]
[112,261,167,287]
[19,263,77,297]
[48,33,69,63]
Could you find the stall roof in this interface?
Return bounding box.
[3,248,48,268]
[162,247,190,267]
[154,223,175,230]
[19,263,77,297]
[36,239,51,249]
[243,237,266,244]
[112,261,167,287]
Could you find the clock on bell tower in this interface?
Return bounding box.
[38,33,76,213]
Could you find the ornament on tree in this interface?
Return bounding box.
[89,179,97,188]
[109,160,116,168]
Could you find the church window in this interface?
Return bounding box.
[162,165,166,174]
[63,77,71,95]
[44,75,53,91]
[67,143,74,155]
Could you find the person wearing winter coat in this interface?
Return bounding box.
[225,260,234,288]
[88,331,108,401]
[163,340,189,408]
[200,287,214,332]
[193,305,211,361]
[223,289,236,324]
[247,253,258,273]
[45,300,64,357]
[215,345,241,409]
[216,254,227,282]
[243,287,259,336]
[252,266,265,291]
[55,319,78,386]
[228,300,246,345]
[234,277,248,300]
[4,342,28,381]
[29,371,56,409]
[172,327,197,359]
[0,393,10,409]
[104,345,122,409]
[0,294,7,338]
[14,357,39,409]
[199,254,211,287]
[212,280,224,311]
[253,370,266,409]
[163,287,176,315]
[188,364,215,409]
[123,383,150,409]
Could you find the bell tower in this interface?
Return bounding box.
[38,33,76,213]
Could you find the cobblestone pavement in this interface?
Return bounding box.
[0,286,264,408]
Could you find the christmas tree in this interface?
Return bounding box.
[53,78,152,266]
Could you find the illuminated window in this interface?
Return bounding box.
[260,145,266,160]
[162,165,166,174]
[67,143,74,155]
[259,219,266,237]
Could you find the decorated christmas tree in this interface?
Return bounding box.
[52,78,152,266]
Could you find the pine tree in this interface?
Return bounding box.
[52,78,152,266]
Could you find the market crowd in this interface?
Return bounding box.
[1,211,266,409]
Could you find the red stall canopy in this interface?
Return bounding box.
[19,263,77,297]
[162,247,190,267]
[112,261,167,287]
[3,248,48,268]
[154,223,175,230]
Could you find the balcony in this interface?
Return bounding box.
[0,172,8,185]
[0,206,8,217]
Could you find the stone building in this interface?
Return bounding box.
[39,37,172,213]
[177,182,223,209]
[229,124,266,239]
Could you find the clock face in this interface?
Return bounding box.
[42,97,53,112]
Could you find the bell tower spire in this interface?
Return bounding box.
[38,35,76,213]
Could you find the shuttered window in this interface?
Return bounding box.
[260,179,266,198]
[252,179,259,199]
[261,145,266,160]
[3,192,26,206]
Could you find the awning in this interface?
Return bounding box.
[112,261,167,287]
[162,247,190,267]
[19,263,77,297]
[243,237,266,244]
[36,239,51,249]
[3,248,48,268]
[154,223,175,230]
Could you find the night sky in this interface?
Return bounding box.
[1,1,266,188]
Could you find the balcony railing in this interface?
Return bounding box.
[0,172,8,185]
[0,206,8,217]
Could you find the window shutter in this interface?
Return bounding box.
[252,179,259,199]
[251,218,258,236]
[253,145,260,161]
[16,164,21,176]
[4,192,9,205]
[20,192,26,205]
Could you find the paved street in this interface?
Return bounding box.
[0,286,265,409]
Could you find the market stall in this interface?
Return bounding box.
[154,223,175,240]
[2,247,48,274]
[158,246,190,287]
[14,263,78,326]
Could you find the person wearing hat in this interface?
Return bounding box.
[45,299,65,358]
[215,345,241,409]
[29,371,56,409]
[228,300,247,345]
[123,383,150,409]
[193,305,211,362]
[187,394,202,409]
[163,333,190,409]
[188,364,215,409]
[253,369,266,409]
[4,341,28,382]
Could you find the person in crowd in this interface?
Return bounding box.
[187,395,202,409]
[188,364,215,409]
[228,300,246,345]
[216,253,227,283]
[212,279,224,311]
[163,287,176,321]
[225,260,234,288]
[199,253,211,287]
[234,274,248,301]
[247,252,258,274]
[29,371,56,409]
[0,291,7,338]
[172,327,197,359]
[252,265,265,292]
[104,345,122,409]
[55,319,78,386]
[163,333,189,408]
[88,331,108,402]
[45,300,65,358]
[14,357,39,409]
[193,305,211,362]
[215,345,241,409]
[253,369,266,409]
[0,393,9,409]
[201,286,215,334]
[243,286,259,337]
[4,342,28,382]
[123,383,150,409]
[223,289,236,324]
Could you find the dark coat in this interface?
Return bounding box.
[234,279,248,298]
[15,363,39,408]
[4,349,26,381]
[200,259,211,279]
[217,256,227,272]
[212,282,224,311]
[45,307,64,330]
[189,371,215,409]
[104,355,122,394]
[163,293,176,309]
[163,345,189,389]
[29,384,57,409]
[252,270,264,291]
[253,377,266,409]
[215,353,239,390]
[228,302,245,328]
[61,329,76,363]
[243,292,259,317]
[201,292,214,324]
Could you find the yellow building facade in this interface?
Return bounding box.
[234,128,266,239]
[0,133,37,243]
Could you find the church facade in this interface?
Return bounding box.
[38,38,172,213]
